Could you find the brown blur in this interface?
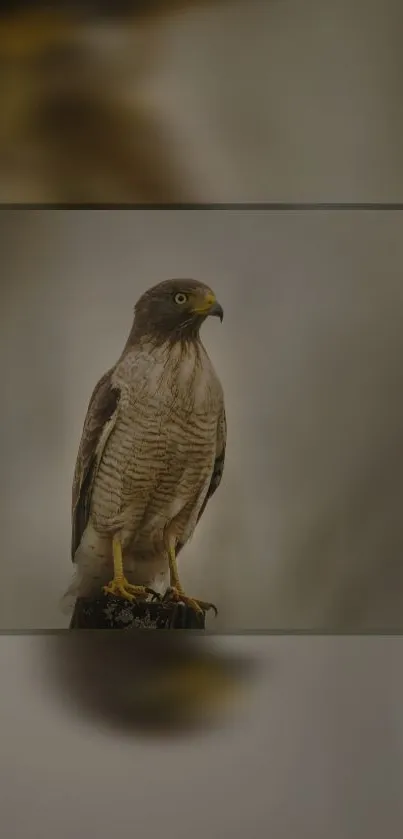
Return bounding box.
[44,631,256,734]
[0,1,229,202]
[1,0,403,202]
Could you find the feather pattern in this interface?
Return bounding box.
[176,407,226,556]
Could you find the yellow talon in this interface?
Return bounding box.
[166,587,217,615]
[166,537,217,615]
[103,534,149,602]
[103,577,149,602]
[169,587,204,614]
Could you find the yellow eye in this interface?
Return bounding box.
[174,292,188,305]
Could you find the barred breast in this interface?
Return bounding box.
[90,339,223,553]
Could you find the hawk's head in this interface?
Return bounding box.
[132,278,224,342]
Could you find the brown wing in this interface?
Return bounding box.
[177,407,227,555]
[71,367,120,560]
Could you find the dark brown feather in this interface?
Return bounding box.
[71,367,120,560]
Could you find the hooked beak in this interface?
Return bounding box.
[192,293,224,322]
[208,301,224,322]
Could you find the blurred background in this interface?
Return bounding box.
[1,0,403,201]
[2,208,403,630]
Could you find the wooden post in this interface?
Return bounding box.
[70,593,206,629]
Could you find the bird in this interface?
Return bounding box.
[64,278,226,616]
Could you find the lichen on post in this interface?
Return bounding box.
[70,594,206,629]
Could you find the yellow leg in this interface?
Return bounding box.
[168,539,182,591]
[103,535,150,602]
[166,538,217,616]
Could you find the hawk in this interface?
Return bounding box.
[64,279,226,614]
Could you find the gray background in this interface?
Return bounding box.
[2,209,403,630]
[155,0,403,201]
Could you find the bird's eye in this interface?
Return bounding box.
[174,292,188,305]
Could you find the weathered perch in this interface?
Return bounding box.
[70,593,206,629]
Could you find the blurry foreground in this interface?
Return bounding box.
[0,0,225,202]
[3,634,403,839]
[1,0,403,201]
[45,631,257,734]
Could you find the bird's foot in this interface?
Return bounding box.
[103,577,158,603]
[163,587,218,616]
